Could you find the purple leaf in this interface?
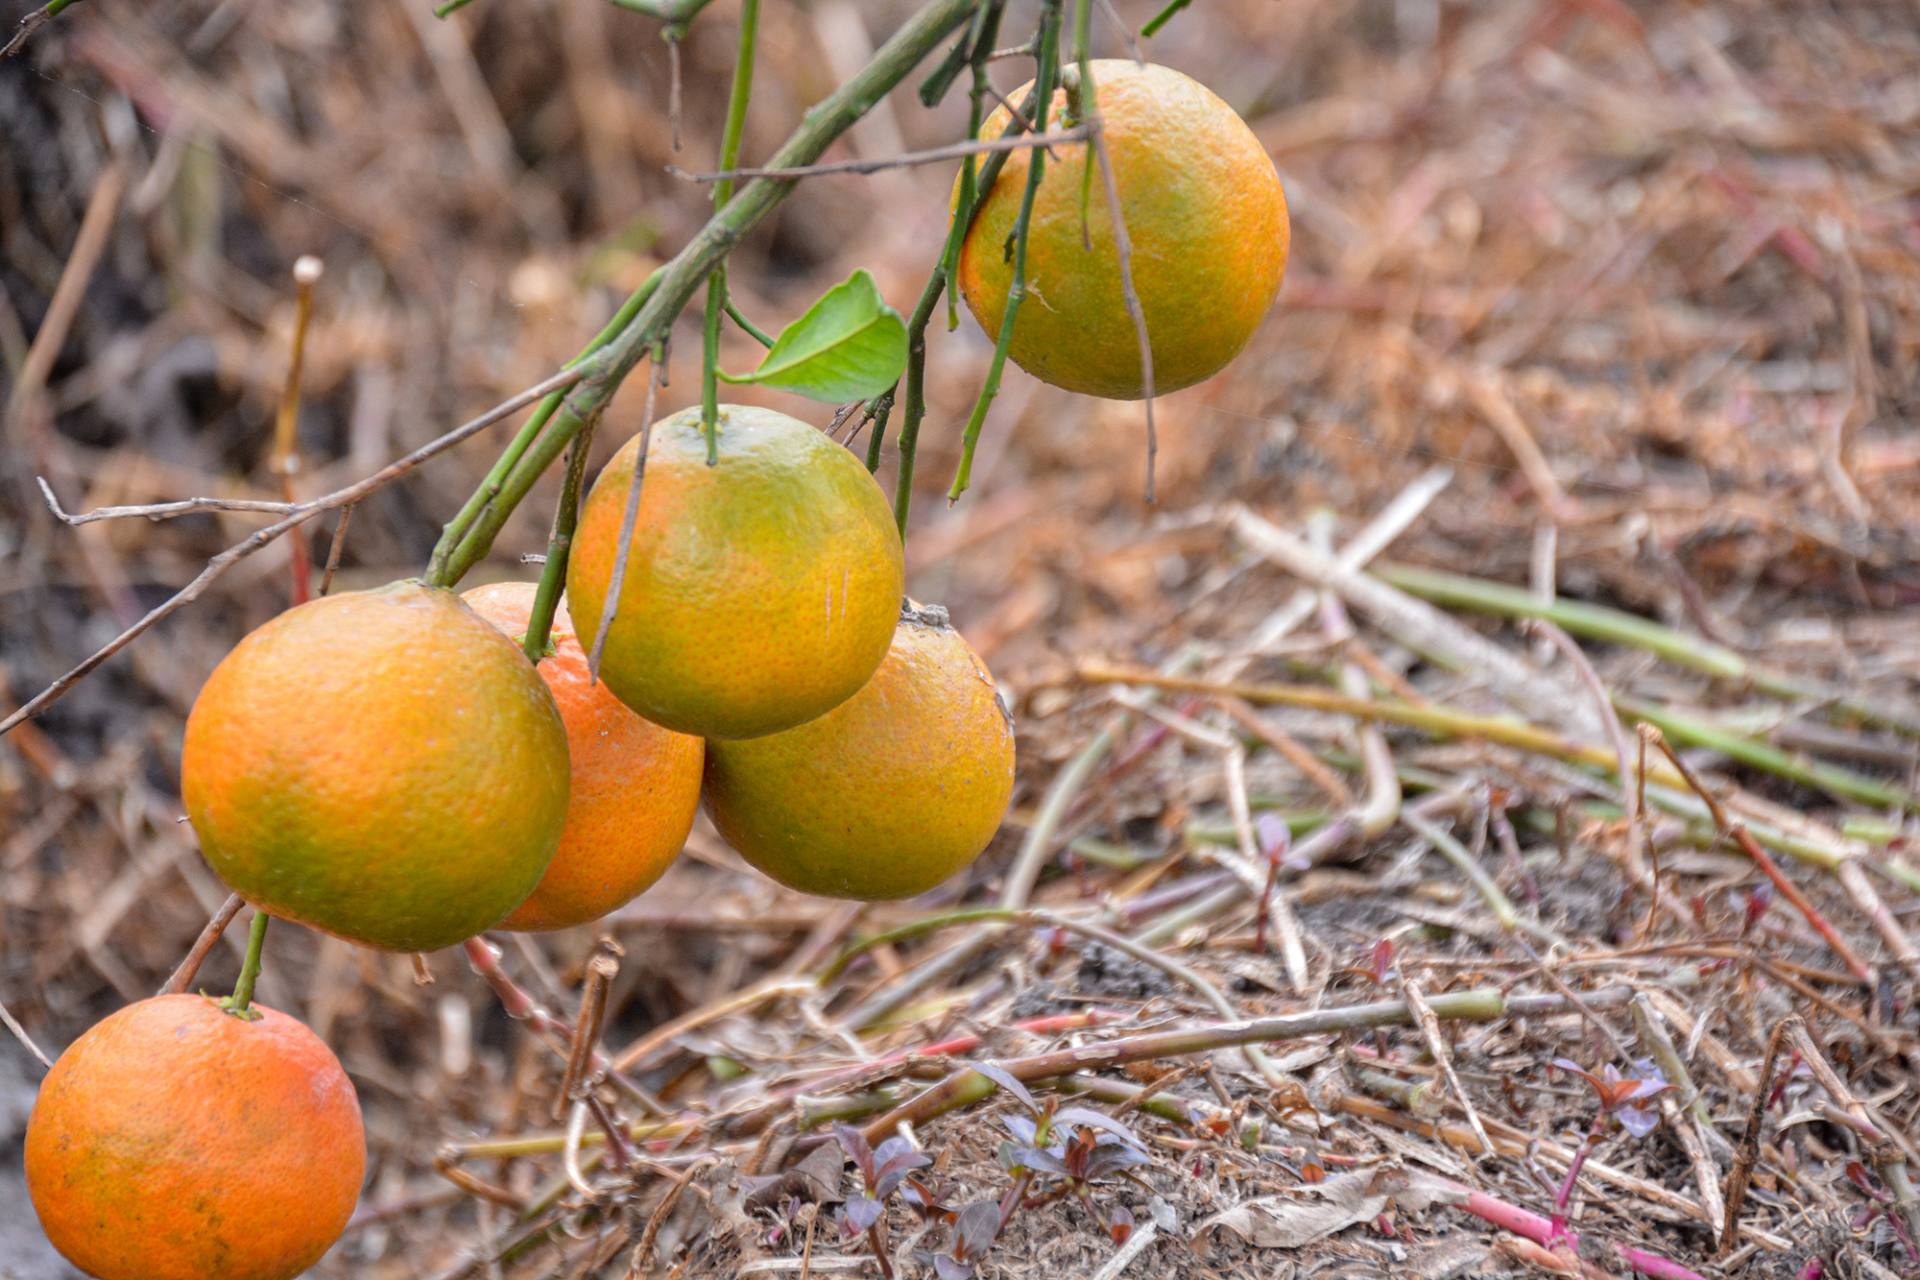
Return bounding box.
[1054,1107,1149,1149]
[971,1061,1038,1113]
[1107,1204,1135,1244]
[1011,1145,1070,1175]
[1617,1105,1661,1138]
[955,1200,1002,1258]
[1085,1144,1153,1179]
[874,1136,916,1166]
[933,1256,975,1280]
[875,1155,931,1198]
[841,1195,885,1235]
[832,1123,876,1183]
[1255,812,1291,863]
[1002,1114,1039,1145]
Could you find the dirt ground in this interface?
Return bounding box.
[3,0,1919,1277]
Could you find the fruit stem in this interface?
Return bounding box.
[884,0,1009,526]
[522,415,598,662]
[224,911,270,1018]
[701,0,760,466]
[946,0,1062,505]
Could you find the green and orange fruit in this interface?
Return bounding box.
[705,604,1015,900]
[568,404,905,740]
[958,59,1289,400]
[182,580,570,952]
[463,581,704,931]
[26,994,365,1280]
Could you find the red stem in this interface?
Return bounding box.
[1452,1185,1709,1280]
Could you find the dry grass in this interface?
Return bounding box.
[3,0,1919,1277]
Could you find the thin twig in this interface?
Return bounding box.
[672,127,1087,183]
[862,985,1633,1142]
[2,367,580,739]
[1526,619,1636,826]
[6,154,123,429]
[0,999,52,1071]
[587,350,663,679]
[1648,732,1873,983]
[37,478,297,525]
[556,942,622,1119]
[1402,978,1495,1160]
[160,893,245,995]
[318,503,356,596]
[1723,1019,1790,1256]
[1081,69,1156,501]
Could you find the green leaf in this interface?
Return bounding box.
[719,270,907,402]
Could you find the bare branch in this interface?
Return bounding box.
[1,366,582,739]
[670,126,1086,184]
[586,353,663,680]
[39,476,297,526]
[160,893,246,996]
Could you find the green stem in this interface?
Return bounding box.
[225,912,270,1017]
[701,0,760,464]
[1070,0,1094,244]
[820,907,1016,983]
[1617,697,1912,813]
[946,0,1062,504]
[861,389,897,472]
[1375,562,1920,740]
[890,0,1009,530]
[1402,811,1521,933]
[427,0,981,586]
[701,274,726,462]
[425,273,661,587]
[522,421,597,661]
[1139,0,1190,37]
[725,298,775,348]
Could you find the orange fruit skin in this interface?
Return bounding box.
[568,404,905,741]
[182,580,570,952]
[25,994,365,1280]
[462,581,704,931]
[958,60,1289,400]
[704,606,1015,900]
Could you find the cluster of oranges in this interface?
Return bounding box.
[23,59,1286,1280]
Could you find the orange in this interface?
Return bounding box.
[958,60,1289,400]
[704,604,1015,900]
[568,404,905,740]
[26,994,365,1280]
[463,581,704,931]
[182,579,570,952]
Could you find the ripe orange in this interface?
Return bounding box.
[704,604,1015,900]
[958,60,1289,400]
[26,994,365,1280]
[567,404,905,740]
[463,581,704,931]
[182,580,570,952]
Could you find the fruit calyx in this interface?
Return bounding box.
[900,600,953,630]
